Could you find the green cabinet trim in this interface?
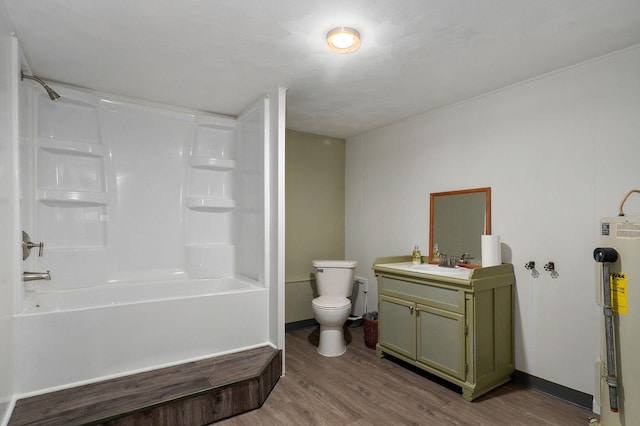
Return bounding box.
[373,257,515,401]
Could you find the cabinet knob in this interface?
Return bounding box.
[409,306,414,314]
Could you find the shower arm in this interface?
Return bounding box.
[20,71,61,100]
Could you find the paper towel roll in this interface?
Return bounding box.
[481,235,502,267]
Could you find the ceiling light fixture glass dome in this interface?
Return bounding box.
[326,27,361,53]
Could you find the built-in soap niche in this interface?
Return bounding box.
[187,209,233,245]
[185,199,235,278]
[192,120,235,159]
[188,168,234,199]
[37,148,106,192]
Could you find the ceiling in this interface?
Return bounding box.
[4,0,640,139]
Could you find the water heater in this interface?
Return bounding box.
[595,216,640,425]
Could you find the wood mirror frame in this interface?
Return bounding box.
[429,187,491,267]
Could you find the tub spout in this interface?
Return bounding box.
[23,271,51,282]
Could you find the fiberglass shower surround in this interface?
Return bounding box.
[20,82,264,290]
[15,80,280,394]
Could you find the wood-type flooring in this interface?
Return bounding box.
[218,325,596,426]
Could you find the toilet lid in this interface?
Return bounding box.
[312,296,351,309]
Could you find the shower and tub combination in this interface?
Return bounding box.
[15,79,285,395]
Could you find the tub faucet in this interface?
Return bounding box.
[22,231,45,260]
[23,271,51,282]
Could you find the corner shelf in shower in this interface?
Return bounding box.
[38,189,108,207]
[187,196,235,212]
[189,156,236,171]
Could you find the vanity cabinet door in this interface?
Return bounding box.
[379,294,416,359]
[416,303,466,381]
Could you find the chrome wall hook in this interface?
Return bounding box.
[525,261,539,278]
[544,262,559,278]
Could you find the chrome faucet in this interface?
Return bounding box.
[22,231,44,261]
[439,253,473,267]
[23,271,51,282]
[439,254,458,268]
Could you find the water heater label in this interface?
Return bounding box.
[610,273,628,315]
[616,222,640,239]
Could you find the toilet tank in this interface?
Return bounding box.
[313,260,357,297]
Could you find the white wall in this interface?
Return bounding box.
[346,45,640,395]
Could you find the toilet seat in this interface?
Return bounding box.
[312,296,350,310]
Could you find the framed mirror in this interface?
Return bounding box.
[429,187,491,267]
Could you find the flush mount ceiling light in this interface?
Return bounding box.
[326,27,361,53]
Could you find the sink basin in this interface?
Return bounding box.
[410,263,472,278]
[376,262,472,279]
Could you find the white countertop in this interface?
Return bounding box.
[374,262,472,280]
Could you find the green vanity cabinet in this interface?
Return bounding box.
[373,256,515,401]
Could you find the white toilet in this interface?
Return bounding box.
[311,259,358,357]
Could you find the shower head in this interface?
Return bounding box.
[20,71,61,100]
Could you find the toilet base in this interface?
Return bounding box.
[317,325,346,357]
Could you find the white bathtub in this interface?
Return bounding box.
[15,277,270,395]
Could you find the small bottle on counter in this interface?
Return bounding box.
[412,245,422,265]
[432,243,440,262]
